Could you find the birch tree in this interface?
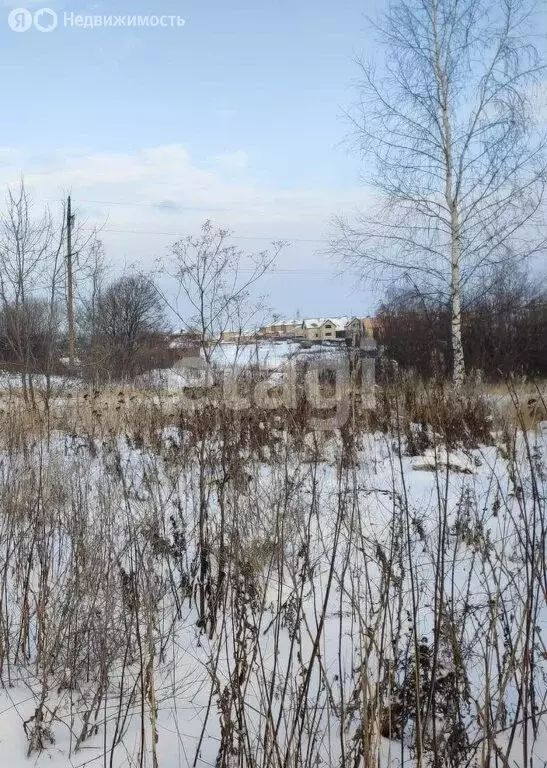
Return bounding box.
[0,181,66,403]
[333,0,546,385]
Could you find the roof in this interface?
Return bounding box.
[263,319,303,328]
[260,316,376,332]
[303,318,325,329]
[303,317,352,331]
[328,316,352,331]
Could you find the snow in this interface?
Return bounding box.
[0,410,544,766]
[210,340,299,370]
[133,342,301,391]
[412,447,479,474]
[0,340,349,397]
[136,363,215,390]
[303,316,352,330]
[0,371,83,392]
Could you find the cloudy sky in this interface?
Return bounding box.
[0,0,385,321]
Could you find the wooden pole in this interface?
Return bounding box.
[67,195,76,368]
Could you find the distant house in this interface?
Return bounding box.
[217,329,261,343]
[302,317,352,341]
[253,316,378,343]
[258,320,305,339]
[219,329,245,343]
[302,318,322,340]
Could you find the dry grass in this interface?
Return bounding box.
[0,374,544,767]
[0,375,544,449]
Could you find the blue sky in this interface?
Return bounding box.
[0,0,383,321]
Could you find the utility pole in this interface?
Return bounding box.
[66,195,76,369]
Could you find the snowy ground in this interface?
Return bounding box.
[0,371,83,392]
[0,418,545,767]
[210,340,300,369]
[0,341,309,394]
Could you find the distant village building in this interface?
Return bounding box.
[219,330,240,343]
[258,320,305,339]
[302,317,353,341]
[213,316,378,344]
[219,329,257,343]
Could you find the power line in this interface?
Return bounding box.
[71,225,340,277]
[76,197,324,213]
[77,225,338,275]
[90,226,329,245]
[36,195,334,221]
[32,197,333,244]
[30,196,342,272]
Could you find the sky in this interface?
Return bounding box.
[0,0,383,322]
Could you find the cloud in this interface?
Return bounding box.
[0,143,372,278]
[205,149,249,173]
[153,199,183,213]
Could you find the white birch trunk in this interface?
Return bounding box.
[433,0,466,386]
[450,213,465,387]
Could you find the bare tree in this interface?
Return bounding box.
[161,220,282,633]
[333,0,546,385]
[0,180,66,402]
[77,237,108,351]
[93,273,167,378]
[0,299,60,373]
[164,220,283,365]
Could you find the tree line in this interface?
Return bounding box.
[0,186,281,396]
[375,266,547,380]
[0,178,545,392]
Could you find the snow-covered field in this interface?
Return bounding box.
[0,371,83,392]
[0,410,545,768]
[0,341,347,395]
[211,340,300,369]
